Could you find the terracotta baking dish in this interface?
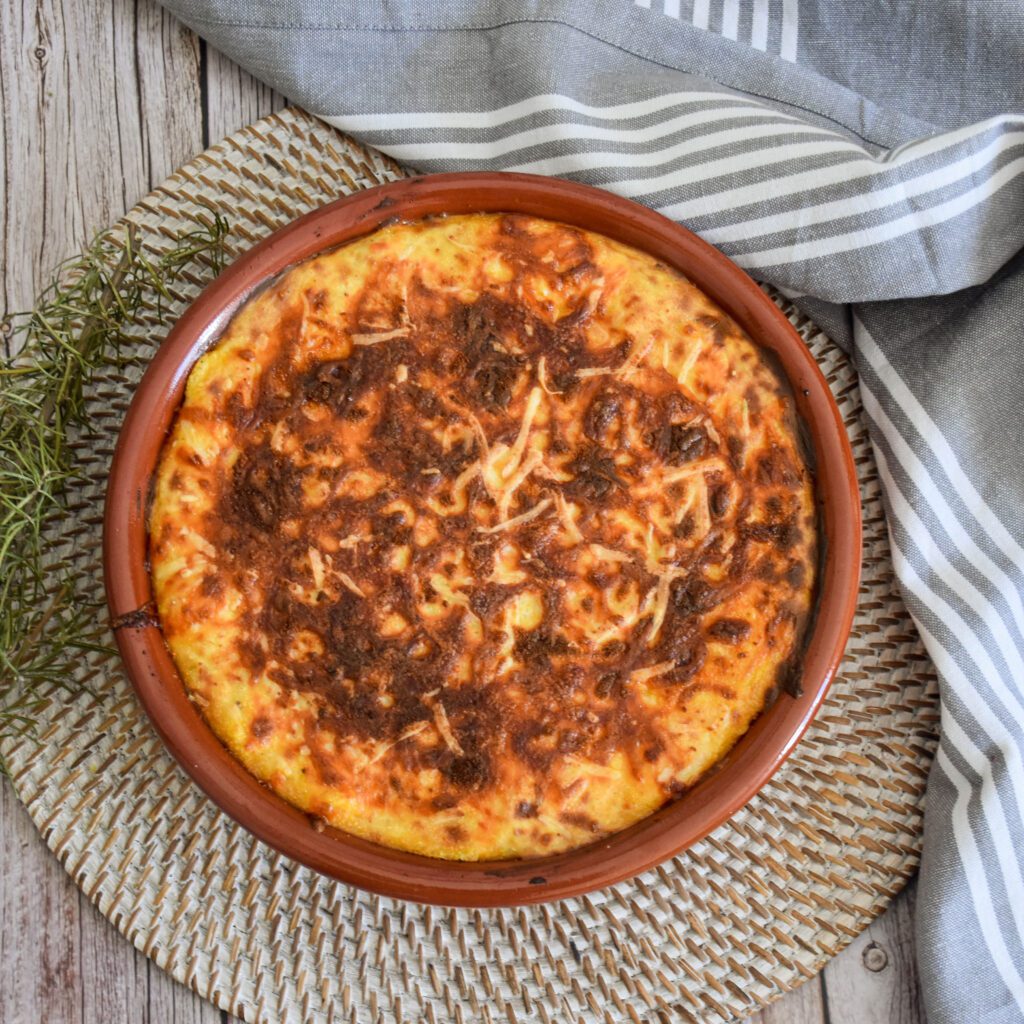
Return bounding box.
[103,172,861,907]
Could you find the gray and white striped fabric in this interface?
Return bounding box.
[162,2,1024,1020]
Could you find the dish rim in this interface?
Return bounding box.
[103,172,861,907]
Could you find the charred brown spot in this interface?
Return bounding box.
[558,729,585,753]
[670,575,719,616]
[371,388,460,480]
[651,423,707,464]
[303,343,409,420]
[441,753,492,791]
[468,581,508,619]
[777,658,803,698]
[674,511,696,539]
[583,390,622,446]
[565,445,625,501]
[225,442,301,532]
[695,314,730,347]
[708,618,751,643]
[250,716,273,739]
[451,296,525,411]
[727,435,745,469]
[514,627,571,666]
[110,602,159,631]
[744,517,800,551]
[560,811,599,833]
[756,444,800,487]
[710,483,731,519]
[199,573,224,597]
[667,639,707,683]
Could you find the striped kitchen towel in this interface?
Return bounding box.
[161,2,1024,1020]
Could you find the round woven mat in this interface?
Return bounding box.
[3,108,939,1024]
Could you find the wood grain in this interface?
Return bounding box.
[0,0,218,1020]
[0,0,924,1021]
[203,42,286,144]
[823,879,923,1024]
[0,782,82,1024]
[756,975,826,1024]
[0,0,201,312]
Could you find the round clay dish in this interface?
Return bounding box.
[103,172,861,907]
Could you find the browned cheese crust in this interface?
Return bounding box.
[149,213,817,860]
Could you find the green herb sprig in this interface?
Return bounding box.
[0,214,229,768]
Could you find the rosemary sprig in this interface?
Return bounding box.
[0,213,230,769]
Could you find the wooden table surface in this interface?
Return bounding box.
[0,2,926,1021]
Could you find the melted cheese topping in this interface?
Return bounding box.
[150,213,816,861]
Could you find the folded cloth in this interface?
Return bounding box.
[161,2,1024,1019]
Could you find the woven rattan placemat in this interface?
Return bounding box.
[2,108,939,1024]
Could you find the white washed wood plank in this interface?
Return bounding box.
[0,0,201,315]
[203,44,286,145]
[0,781,83,1024]
[119,0,205,191]
[77,888,148,1024]
[823,882,924,1024]
[754,974,826,1024]
[147,958,225,1024]
[1,0,213,1020]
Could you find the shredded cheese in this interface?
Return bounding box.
[534,460,574,483]
[496,448,545,521]
[661,457,725,485]
[537,356,564,395]
[554,492,583,544]
[182,527,217,560]
[676,341,701,385]
[477,497,552,534]
[466,411,490,460]
[503,386,544,480]
[691,473,712,541]
[270,419,290,451]
[643,523,661,571]
[351,327,408,346]
[645,573,674,645]
[367,721,430,766]
[428,573,471,610]
[739,398,751,440]
[432,701,465,756]
[576,338,653,380]
[308,547,325,591]
[589,543,631,564]
[452,461,480,495]
[336,571,366,598]
[630,661,676,684]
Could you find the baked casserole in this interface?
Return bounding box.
[149,213,817,860]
